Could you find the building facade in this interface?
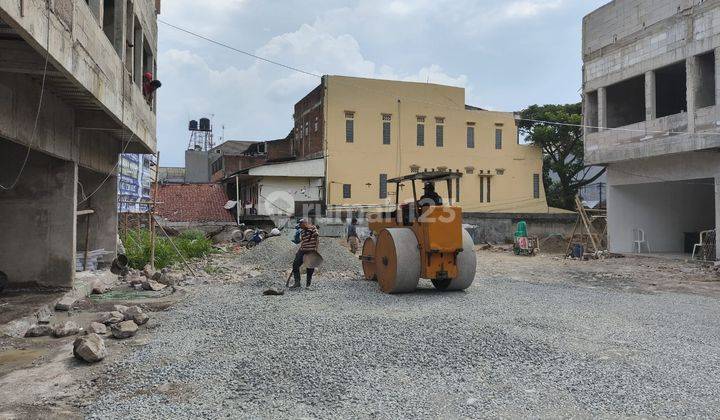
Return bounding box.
[321,76,548,213]
[0,1,159,289]
[583,0,719,257]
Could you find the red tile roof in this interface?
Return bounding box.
[155,183,234,223]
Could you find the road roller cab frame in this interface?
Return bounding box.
[361,171,477,294]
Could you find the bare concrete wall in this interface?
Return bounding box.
[77,168,118,264]
[463,213,577,244]
[0,141,76,289]
[608,179,715,253]
[0,72,121,174]
[0,0,158,151]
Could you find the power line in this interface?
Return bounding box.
[159,18,720,139]
[158,19,322,79]
[0,3,51,190]
[78,136,134,206]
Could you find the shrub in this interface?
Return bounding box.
[120,229,214,269]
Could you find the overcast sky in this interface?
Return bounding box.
[156,0,609,166]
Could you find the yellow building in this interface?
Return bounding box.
[317,76,549,213]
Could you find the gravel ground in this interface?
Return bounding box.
[86,249,720,418]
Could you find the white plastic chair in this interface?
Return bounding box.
[692,230,714,260]
[633,228,651,253]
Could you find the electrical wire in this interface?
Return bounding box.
[0,2,51,190]
[158,19,322,79]
[78,136,134,206]
[159,18,720,139]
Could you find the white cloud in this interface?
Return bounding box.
[502,0,564,19]
[156,0,598,165]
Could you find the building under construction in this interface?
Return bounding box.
[0,1,160,289]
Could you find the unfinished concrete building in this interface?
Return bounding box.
[0,0,159,289]
[583,0,720,258]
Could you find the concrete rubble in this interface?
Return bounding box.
[24,324,53,337]
[88,322,108,335]
[111,321,139,339]
[52,321,81,338]
[73,334,108,363]
[98,311,125,325]
[54,296,78,312]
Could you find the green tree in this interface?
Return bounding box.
[517,103,606,210]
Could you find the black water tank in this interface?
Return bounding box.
[189,120,198,131]
[199,118,211,131]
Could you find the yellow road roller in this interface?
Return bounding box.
[360,171,477,293]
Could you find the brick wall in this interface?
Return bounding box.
[267,137,294,161]
[293,83,325,160]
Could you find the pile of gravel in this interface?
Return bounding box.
[85,275,720,418]
[217,236,361,289]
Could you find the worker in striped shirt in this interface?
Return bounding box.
[290,219,319,289]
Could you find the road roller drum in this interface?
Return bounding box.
[361,236,377,281]
[359,170,478,294]
[375,228,421,293]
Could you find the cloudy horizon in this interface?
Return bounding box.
[156,0,609,166]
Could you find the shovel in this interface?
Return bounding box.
[284,251,324,288]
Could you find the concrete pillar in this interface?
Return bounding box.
[598,87,607,131]
[645,70,656,121]
[77,169,118,265]
[88,0,103,27]
[0,143,77,290]
[133,25,143,87]
[687,56,698,133]
[124,2,135,75]
[113,0,127,59]
[715,47,720,118]
[716,176,720,261]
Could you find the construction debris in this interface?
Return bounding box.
[142,279,167,291]
[111,321,139,339]
[263,288,285,296]
[73,334,107,363]
[123,306,149,325]
[98,311,125,325]
[52,321,81,338]
[54,295,78,311]
[88,322,108,335]
[24,324,53,337]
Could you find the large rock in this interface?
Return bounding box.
[127,275,144,286]
[113,305,129,314]
[54,296,77,311]
[157,272,182,286]
[142,280,167,291]
[36,305,53,324]
[88,322,107,335]
[73,334,107,363]
[97,311,125,325]
[24,324,53,337]
[123,306,148,325]
[52,321,81,338]
[133,312,149,326]
[111,320,138,339]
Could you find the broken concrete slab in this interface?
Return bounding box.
[73,334,107,363]
[54,296,77,312]
[113,305,129,315]
[110,320,138,339]
[35,305,53,324]
[24,324,53,337]
[97,311,124,325]
[123,306,146,323]
[142,280,167,291]
[52,321,81,338]
[88,322,107,335]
